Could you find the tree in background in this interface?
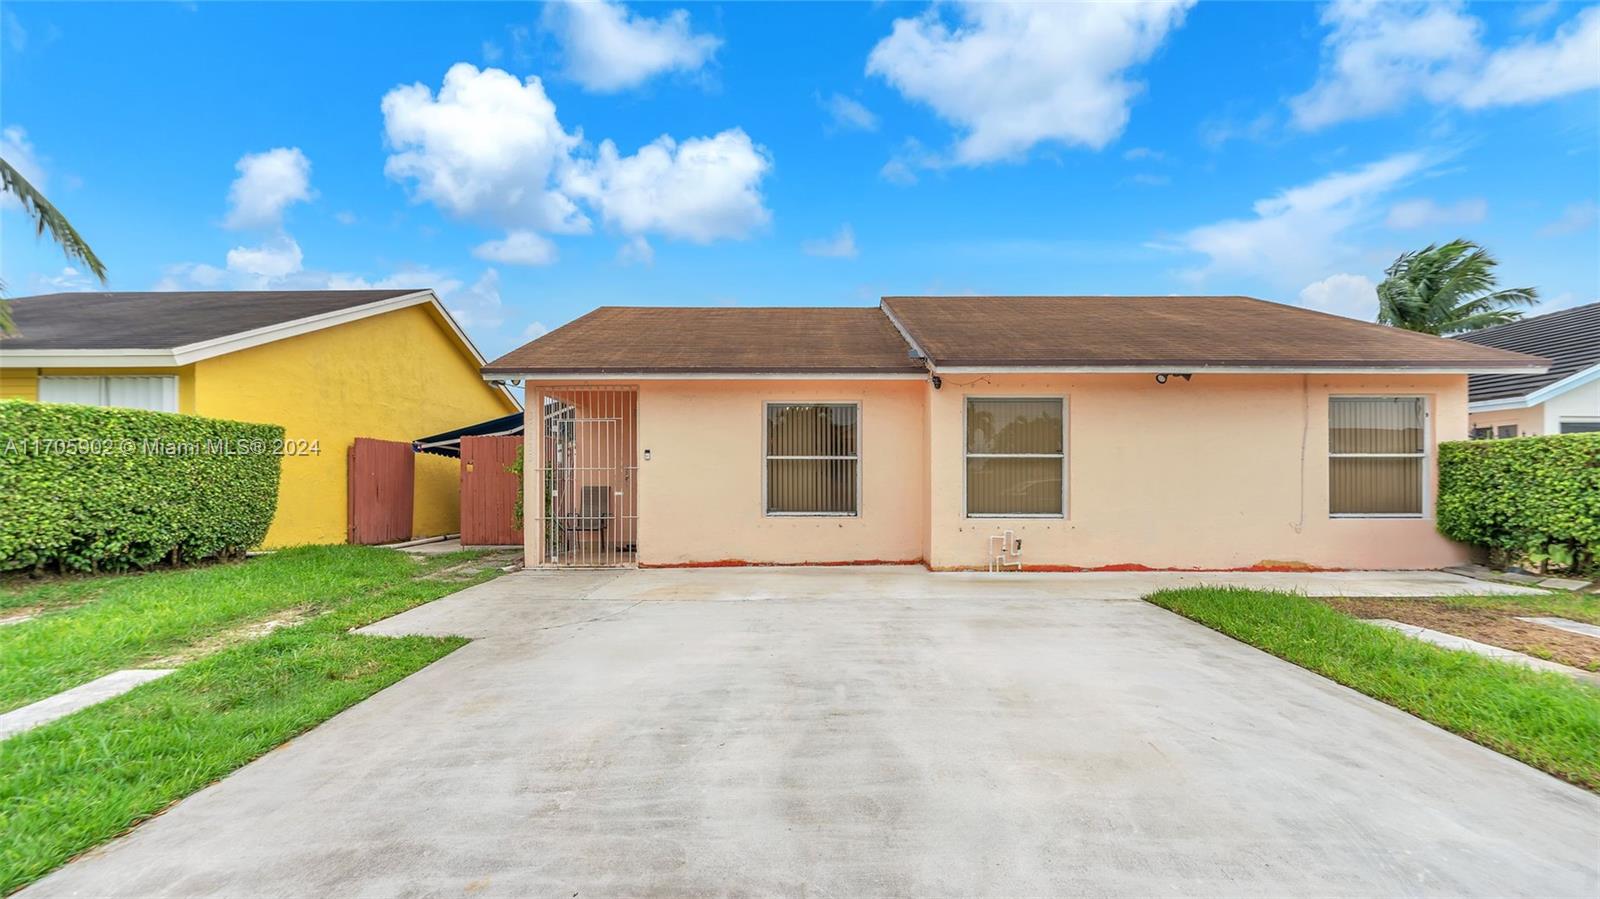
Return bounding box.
[0,157,108,334]
[1376,239,1537,335]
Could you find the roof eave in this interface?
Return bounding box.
[480,369,928,381]
[1468,361,1600,411]
[926,362,1551,375]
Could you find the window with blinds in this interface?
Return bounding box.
[764,403,859,516]
[37,376,178,413]
[1329,396,1426,516]
[965,397,1064,516]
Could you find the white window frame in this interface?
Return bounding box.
[37,375,179,413]
[963,395,1067,519]
[762,401,861,518]
[1559,417,1600,434]
[1328,394,1429,520]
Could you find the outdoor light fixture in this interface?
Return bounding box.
[931,375,942,389]
[1155,373,1193,384]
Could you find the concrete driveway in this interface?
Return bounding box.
[24,568,1598,897]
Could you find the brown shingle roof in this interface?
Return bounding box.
[482,306,925,375]
[882,295,1546,371]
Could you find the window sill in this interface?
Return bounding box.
[1329,514,1428,520]
[765,513,860,518]
[966,514,1066,520]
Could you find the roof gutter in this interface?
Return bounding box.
[928,364,1550,375]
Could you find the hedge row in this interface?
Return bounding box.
[0,400,284,572]
[1437,433,1600,573]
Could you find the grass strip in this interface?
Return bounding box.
[0,558,500,894]
[0,545,448,713]
[1423,590,1600,625]
[1146,587,1600,791]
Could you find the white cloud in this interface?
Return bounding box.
[1539,200,1599,237]
[1385,196,1487,229]
[1298,273,1378,321]
[1461,6,1600,108]
[866,0,1194,163]
[879,158,917,186]
[1291,1,1600,129]
[1517,1,1563,29]
[522,320,550,340]
[802,224,858,259]
[481,40,503,64]
[334,210,357,225]
[30,266,93,292]
[473,230,559,266]
[1122,146,1164,161]
[617,235,654,265]
[563,129,772,242]
[224,234,304,280]
[1177,152,1429,288]
[0,126,46,212]
[382,63,587,234]
[223,147,313,230]
[5,10,25,52]
[541,0,719,93]
[821,93,878,132]
[381,64,771,254]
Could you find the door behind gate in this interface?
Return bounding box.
[535,385,638,567]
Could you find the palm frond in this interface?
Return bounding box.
[0,156,107,283]
[1374,239,1537,335]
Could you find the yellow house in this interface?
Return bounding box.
[1,289,519,547]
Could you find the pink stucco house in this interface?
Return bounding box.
[483,296,1547,571]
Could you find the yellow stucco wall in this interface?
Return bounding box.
[5,306,513,547]
[191,304,516,547]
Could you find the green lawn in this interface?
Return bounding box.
[0,546,505,894]
[1421,590,1600,625]
[0,545,459,713]
[1146,587,1600,791]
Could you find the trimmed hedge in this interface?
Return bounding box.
[1437,433,1600,573]
[0,400,284,572]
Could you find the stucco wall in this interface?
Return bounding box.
[1543,377,1600,432]
[535,379,929,566]
[1467,372,1600,436]
[1467,405,1544,437]
[523,372,1471,570]
[194,304,517,547]
[924,372,1471,570]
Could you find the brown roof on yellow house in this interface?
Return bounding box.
[882,295,1547,371]
[482,306,926,375]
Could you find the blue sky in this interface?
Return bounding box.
[3,0,1597,358]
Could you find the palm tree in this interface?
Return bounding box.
[1376,239,1537,335]
[0,156,108,334]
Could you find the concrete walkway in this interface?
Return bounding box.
[0,669,173,741]
[1370,619,1600,686]
[22,568,1596,898]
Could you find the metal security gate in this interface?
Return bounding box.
[535,385,637,567]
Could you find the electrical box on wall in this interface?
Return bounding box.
[643,449,652,461]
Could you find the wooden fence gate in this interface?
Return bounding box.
[347,437,414,545]
[460,435,524,546]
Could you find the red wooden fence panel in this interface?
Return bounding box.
[347,438,415,545]
[460,435,524,546]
